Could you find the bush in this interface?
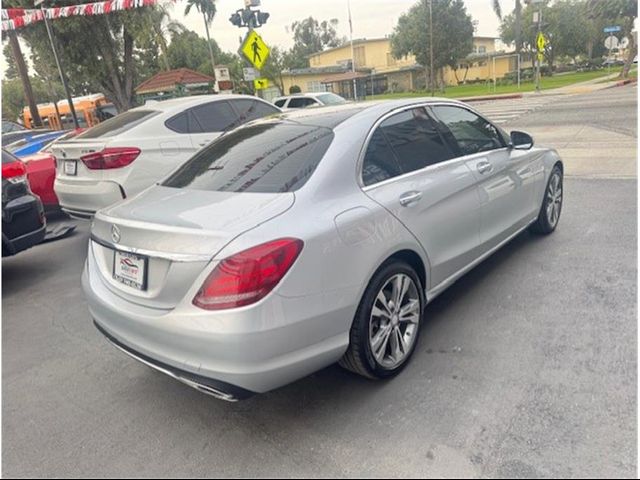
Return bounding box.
[289,85,301,94]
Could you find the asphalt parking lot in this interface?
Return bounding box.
[3,87,637,478]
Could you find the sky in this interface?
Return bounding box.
[1,0,503,79]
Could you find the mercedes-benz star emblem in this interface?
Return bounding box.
[111,225,121,243]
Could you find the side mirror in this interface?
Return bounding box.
[510,130,534,150]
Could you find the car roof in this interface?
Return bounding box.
[133,94,277,115]
[260,98,466,129]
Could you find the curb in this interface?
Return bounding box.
[604,78,637,89]
[459,93,524,103]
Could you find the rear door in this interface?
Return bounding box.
[361,107,481,289]
[430,105,538,250]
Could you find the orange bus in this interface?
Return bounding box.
[23,93,117,130]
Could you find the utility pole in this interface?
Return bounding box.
[7,30,43,127]
[348,0,358,101]
[39,0,80,128]
[426,0,434,96]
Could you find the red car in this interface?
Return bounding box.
[20,129,84,215]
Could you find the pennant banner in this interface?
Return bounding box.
[1,0,165,31]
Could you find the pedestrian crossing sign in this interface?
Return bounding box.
[254,78,270,90]
[240,30,270,70]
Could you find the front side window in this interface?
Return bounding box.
[379,108,454,173]
[190,101,238,133]
[316,93,347,105]
[163,122,334,193]
[431,105,505,156]
[288,98,317,109]
[232,99,280,125]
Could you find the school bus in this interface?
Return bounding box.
[23,93,117,130]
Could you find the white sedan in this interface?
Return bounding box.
[52,95,280,219]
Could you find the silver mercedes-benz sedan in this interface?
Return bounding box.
[83,99,564,401]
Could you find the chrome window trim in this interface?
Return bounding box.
[356,100,508,190]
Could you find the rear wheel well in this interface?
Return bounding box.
[385,249,427,292]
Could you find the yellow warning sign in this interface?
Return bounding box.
[240,30,270,70]
[536,32,546,52]
[254,78,270,90]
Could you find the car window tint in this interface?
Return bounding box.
[288,97,317,108]
[380,108,454,173]
[232,99,279,126]
[274,99,286,108]
[362,128,402,186]
[191,101,238,133]
[163,122,334,193]
[431,105,504,156]
[165,112,189,133]
[76,110,158,139]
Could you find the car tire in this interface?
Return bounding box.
[529,165,563,235]
[339,260,425,380]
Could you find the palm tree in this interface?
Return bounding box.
[184,0,217,74]
[491,0,523,54]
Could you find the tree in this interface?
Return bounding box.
[4,0,171,112]
[284,17,346,69]
[184,0,217,73]
[391,0,474,90]
[2,76,65,121]
[588,0,638,77]
[261,46,286,93]
[492,1,524,54]
[2,43,19,80]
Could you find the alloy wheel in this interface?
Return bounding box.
[369,273,421,369]
[545,172,562,228]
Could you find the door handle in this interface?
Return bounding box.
[399,191,422,207]
[477,160,493,175]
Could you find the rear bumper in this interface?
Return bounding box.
[55,178,124,219]
[82,248,354,396]
[3,224,46,256]
[93,320,255,401]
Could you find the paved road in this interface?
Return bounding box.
[3,87,637,478]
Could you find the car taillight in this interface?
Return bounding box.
[2,160,27,184]
[193,238,304,310]
[80,147,140,170]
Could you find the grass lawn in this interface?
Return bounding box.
[366,68,629,101]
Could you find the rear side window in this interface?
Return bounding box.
[362,129,402,186]
[380,108,454,173]
[431,105,505,156]
[76,110,158,139]
[190,101,238,133]
[163,122,334,193]
[165,112,189,133]
[274,99,286,108]
[232,99,280,125]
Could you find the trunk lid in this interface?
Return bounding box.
[90,185,295,309]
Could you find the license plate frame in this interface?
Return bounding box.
[64,160,77,176]
[113,250,148,291]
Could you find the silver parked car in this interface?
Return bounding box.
[83,99,564,401]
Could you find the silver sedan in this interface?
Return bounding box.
[83,99,564,401]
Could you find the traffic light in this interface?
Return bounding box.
[229,12,242,27]
[256,11,270,26]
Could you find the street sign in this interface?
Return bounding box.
[604,35,619,50]
[604,26,622,33]
[243,67,257,81]
[253,78,270,90]
[240,30,270,70]
[536,32,546,52]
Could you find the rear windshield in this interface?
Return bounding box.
[75,110,158,139]
[163,122,334,193]
[2,149,18,164]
